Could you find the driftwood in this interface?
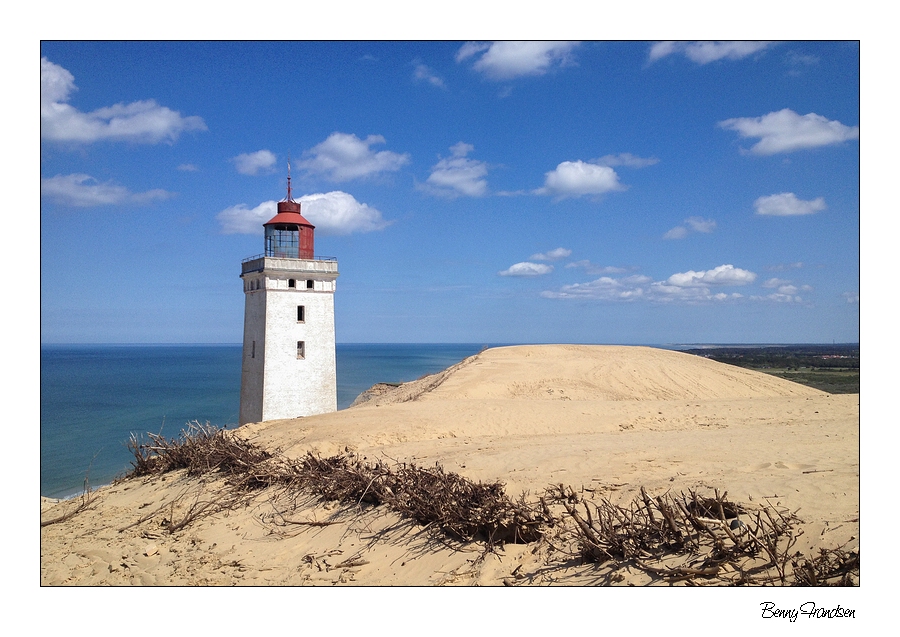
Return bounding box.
[792,545,860,586]
[554,486,856,586]
[40,487,95,528]
[126,421,274,485]
[124,422,545,546]
[121,423,858,585]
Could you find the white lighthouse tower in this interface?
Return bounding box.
[239,171,339,424]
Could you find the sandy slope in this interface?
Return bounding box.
[41,345,859,586]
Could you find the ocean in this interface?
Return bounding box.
[40,343,492,499]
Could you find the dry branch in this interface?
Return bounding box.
[555,487,846,585]
[124,424,547,547]
[118,423,859,585]
[40,489,95,528]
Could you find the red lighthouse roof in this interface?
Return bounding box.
[264,202,315,228]
[264,166,314,228]
[264,164,316,259]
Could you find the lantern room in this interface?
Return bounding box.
[264,175,315,259]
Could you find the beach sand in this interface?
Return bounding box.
[40,345,859,586]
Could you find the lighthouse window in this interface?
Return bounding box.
[297,341,306,359]
[306,279,314,289]
[297,305,305,322]
[288,279,296,288]
[266,226,300,259]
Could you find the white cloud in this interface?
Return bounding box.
[535,160,624,198]
[647,282,744,303]
[751,289,807,303]
[298,132,409,182]
[542,275,651,300]
[41,56,76,104]
[413,62,445,88]
[594,153,659,168]
[759,278,812,302]
[649,41,773,64]
[420,142,488,197]
[217,201,275,234]
[41,173,172,207]
[499,262,553,277]
[663,226,689,240]
[543,264,758,303]
[216,191,390,236]
[719,109,859,155]
[178,163,199,172]
[664,216,717,239]
[232,150,277,176]
[530,248,572,261]
[786,51,820,75]
[456,42,490,62]
[299,191,392,235]
[565,261,629,275]
[456,42,489,61]
[685,217,717,233]
[843,291,859,304]
[754,192,827,216]
[41,57,206,144]
[457,41,579,80]
[667,264,756,287]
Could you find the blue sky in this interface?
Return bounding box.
[40,41,860,344]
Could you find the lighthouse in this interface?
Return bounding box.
[238,172,339,424]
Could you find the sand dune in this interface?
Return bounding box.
[41,345,859,586]
[424,345,825,401]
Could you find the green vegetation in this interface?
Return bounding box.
[682,345,859,394]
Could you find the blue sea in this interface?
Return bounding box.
[40,343,493,499]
